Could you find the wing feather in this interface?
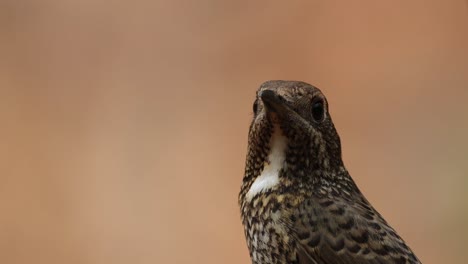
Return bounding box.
[289,194,420,264]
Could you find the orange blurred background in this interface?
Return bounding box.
[1,1,467,263]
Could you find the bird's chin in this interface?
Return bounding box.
[264,110,281,125]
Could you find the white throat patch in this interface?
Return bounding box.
[246,124,287,200]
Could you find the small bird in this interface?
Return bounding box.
[239,80,421,264]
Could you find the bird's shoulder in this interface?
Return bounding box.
[281,190,420,264]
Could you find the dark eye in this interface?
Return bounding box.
[311,98,325,122]
[253,100,258,114]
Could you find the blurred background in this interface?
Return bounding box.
[1,0,467,263]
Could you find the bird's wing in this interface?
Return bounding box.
[288,195,420,264]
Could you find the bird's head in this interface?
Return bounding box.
[243,80,344,191]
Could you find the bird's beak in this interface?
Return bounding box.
[259,89,312,135]
[259,89,286,114]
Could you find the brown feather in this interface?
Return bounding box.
[239,80,421,264]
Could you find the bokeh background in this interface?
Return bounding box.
[1,0,468,263]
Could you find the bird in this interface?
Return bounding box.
[239,80,421,264]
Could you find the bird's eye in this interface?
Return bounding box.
[311,98,325,122]
[253,100,259,114]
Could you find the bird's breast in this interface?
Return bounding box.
[242,194,296,264]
